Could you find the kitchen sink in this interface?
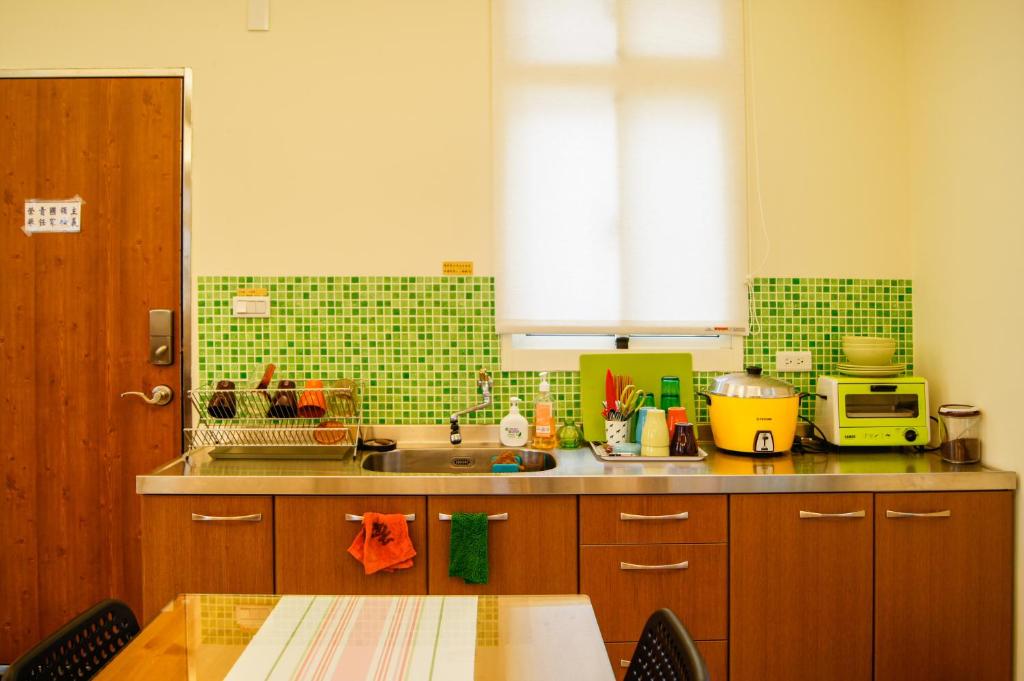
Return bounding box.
[361,448,557,474]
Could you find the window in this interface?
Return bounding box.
[492,0,748,369]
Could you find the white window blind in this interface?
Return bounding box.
[493,0,748,336]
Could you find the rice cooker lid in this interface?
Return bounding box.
[708,366,798,399]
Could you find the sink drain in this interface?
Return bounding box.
[449,456,475,468]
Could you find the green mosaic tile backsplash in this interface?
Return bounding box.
[198,276,912,426]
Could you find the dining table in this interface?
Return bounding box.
[95,593,616,680]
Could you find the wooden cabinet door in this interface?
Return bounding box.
[730,494,873,681]
[581,544,727,642]
[427,496,577,595]
[275,496,427,595]
[875,491,1013,681]
[606,641,727,681]
[141,495,274,622]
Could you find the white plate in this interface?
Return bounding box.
[837,366,906,377]
[837,362,907,371]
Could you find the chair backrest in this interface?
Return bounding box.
[4,599,139,681]
[625,608,709,681]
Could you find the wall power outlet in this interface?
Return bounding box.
[776,350,813,372]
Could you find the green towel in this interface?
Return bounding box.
[449,512,489,584]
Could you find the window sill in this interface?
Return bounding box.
[499,335,744,373]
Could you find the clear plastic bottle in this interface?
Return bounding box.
[531,372,558,450]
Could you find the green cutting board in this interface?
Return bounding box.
[579,353,695,441]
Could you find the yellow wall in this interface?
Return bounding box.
[0,0,910,278]
[745,0,909,277]
[906,0,1024,674]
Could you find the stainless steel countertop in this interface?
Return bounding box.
[137,442,1017,495]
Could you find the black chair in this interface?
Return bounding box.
[4,599,140,681]
[624,608,709,681]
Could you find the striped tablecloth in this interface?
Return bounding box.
[225,595,478,681]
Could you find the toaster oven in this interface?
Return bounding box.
[814,376,930,447]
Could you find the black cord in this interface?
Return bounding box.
[914,415,942,452]
[793,415,834,453]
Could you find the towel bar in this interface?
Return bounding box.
[438,513,508,521]
[345,513,415,522]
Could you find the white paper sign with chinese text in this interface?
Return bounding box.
[23,196,83,234]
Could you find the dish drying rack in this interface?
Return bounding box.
[184,379,362,459]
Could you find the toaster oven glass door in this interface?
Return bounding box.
[844,393,920,419]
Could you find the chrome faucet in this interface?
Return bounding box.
[450,369,493,445]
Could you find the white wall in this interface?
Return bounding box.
[0,0,912,279]
[906,0,1024,675]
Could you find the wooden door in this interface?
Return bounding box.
[276,496,428,595]
[426,496,577,595]
[0,76,184,660]
[875,491,1013,681]
[141,496,274,621]
[730,494,873,681]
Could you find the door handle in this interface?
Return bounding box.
[886,509,952,519]
[121,385,174,406]
[438,513,508,521]
[191,513,262,522]
[620,512,689,521]
[799,510,866,519]
[619,560,689,571]
[345,514,416,522]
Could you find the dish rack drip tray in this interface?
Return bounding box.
[185,379,362,460]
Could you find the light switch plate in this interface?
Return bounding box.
[233,295,271,318]
[776,350,812,372]
[247,0,270,30]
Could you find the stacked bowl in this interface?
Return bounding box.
[839,336,902,376]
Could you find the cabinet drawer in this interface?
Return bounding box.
[142,495,274,622]
[275,496,427,595]
[581,544,727,642]
[427,496,577,595]
[581,495,726,544]
[606,641,727,681]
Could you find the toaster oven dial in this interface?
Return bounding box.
[904,429,918,443]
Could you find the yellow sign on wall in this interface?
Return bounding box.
[442,261,474,275]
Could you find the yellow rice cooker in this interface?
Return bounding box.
[701,367,802,456]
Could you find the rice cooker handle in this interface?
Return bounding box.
[697,391,711,406]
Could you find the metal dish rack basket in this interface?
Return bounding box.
[185,379,362,459]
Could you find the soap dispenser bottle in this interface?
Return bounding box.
[531,372,558,450]
[499,397,529,447]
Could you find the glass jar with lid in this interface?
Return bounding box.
[937,404,981,464]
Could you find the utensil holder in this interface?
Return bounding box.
[605,419,629,445]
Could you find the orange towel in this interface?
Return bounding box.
[347,512,417,575]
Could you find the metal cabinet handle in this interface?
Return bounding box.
[191,513,263,522]
[619,561,689,571]
[120,385,174,406]
[620,659,631,668]
[620,512,689,521]
[346,513,415,522]
[886,509,952,519]
[799,510,866,519]
[438,513,508,521]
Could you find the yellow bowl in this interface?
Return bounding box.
[843,335,896,346]
[843,345,896,365]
